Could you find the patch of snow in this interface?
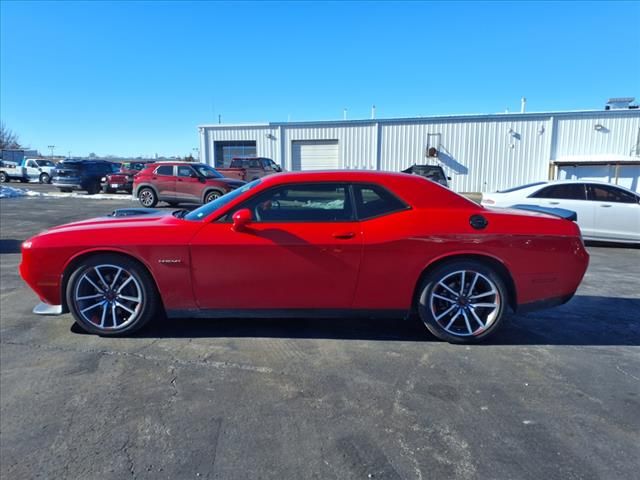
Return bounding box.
[0,186,42,199]
[44,191,136,201]
[0,186,135,201]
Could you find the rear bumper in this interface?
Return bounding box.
[517,292,575,314]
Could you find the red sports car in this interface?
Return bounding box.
[20,171,589,343]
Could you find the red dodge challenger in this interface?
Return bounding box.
[20,171,589,343]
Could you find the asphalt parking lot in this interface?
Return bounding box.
[1,193,639,480]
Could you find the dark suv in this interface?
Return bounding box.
[133,162,246,207]
[52,160,119,194]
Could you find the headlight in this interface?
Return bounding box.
[101,177,106,182]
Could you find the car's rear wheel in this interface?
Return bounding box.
[138,187,157,207]
[417,260,508,343]
[204,190,222,203]
[39,172,50,184]
[66,254,159,336]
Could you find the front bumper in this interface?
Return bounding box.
[33,302,63,315]
[53,182,82,190]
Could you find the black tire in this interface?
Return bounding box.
[417,260,509,343]
[138,187,158,207]
[103,185,115,194]
[65,254,159,336]
[0,172,7,183]
[59,188,72,193]
[204,190,223,203]
[19,178,27,183]
[39,173,51,184]
[86,182,100,195]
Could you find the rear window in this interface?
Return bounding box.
[530,184,586,200]
[155,165,174,176]
[354,184,408,220]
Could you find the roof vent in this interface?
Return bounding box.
[605,97,637,110]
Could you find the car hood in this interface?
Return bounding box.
[215,178,245,186]
[44,208,176,233]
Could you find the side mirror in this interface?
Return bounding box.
[232,208,252,231]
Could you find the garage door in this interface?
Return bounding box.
[558,164,640,193]
[291,140,339,171]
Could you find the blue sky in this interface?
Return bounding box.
[1,1,639,158]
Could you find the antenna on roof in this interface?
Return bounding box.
[371,105,376,119]
[343,108,348,120]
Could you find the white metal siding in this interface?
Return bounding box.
[291,140,339,170]
[199,110,640,193]
[554,113,640,160]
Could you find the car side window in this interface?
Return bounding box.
[353,184,408,220]
[155,165,174,176]
[27,160,37,168]
[177,166,195,177]
[262,159,273,170]
[587,184,638,204]
[249,159,261,168]
[530,184,586,200]
[233,183,354,222]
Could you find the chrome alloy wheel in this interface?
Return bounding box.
[139,189,154,207]
[73,264,143,331]
[429,270,501,337]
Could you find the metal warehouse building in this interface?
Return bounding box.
[199,108,640,193]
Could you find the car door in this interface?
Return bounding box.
[189,182,363,310]
[174,165,202,202]
[528,183,594,237]
[25,159,39,179]
[152,165,176,200]
[586,183,640,242]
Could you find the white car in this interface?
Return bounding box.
[481,180,640,244]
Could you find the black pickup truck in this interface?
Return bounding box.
[402,164,450,187]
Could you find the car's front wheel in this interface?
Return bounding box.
[417,260,508,343]
[39,172,51,184]
[138,187,157,207]
[0,172,7,183]
[66,254,159,336]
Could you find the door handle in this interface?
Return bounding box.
[332,232,355,239]
[177,178,183,182]
[549,201,560,205]
[601,204,612,208]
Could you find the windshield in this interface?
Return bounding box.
[35,160,54,167]
[194,164,224,178]
[185,179,261,221]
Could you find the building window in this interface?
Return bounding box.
[214,141,257,168]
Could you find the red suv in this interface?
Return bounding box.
[133,162,246,207]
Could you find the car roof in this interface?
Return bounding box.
[493,179,639,195]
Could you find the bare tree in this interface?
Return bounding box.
[0,122,21,149]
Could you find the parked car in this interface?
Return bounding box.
[481,180,640,244]
[0,158,56,183]
[133,162,246,207]
[21,171,589,343]
[402,164,450,187]
[101,161,150,193]
[52,160,119,194]
[217,157,282,181]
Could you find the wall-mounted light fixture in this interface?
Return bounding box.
[594,124,606,131]
[538,125,545,135]
[265,133,276,140]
